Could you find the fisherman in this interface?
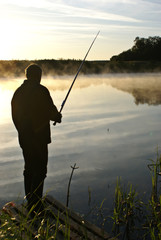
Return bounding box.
[11,63,62,212]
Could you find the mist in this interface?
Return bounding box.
[43,73,161,106]
[0,60,161,79]
[1,72,161,107]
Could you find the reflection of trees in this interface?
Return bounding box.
[108,74,161,106]
[132,89,161,105]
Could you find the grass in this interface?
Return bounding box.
[86,152,161,240]
[110,151,161,239]
[0,210,20,239]
[0,152,161,239]
[0,199,71,240]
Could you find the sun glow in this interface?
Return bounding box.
[0,16,23,60]
[0,88,12,122]
[0,80,20,122]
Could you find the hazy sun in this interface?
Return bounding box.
[0,79,20,122]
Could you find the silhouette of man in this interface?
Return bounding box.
[11,64,62,212]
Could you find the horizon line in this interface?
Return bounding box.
[0,58,109,62]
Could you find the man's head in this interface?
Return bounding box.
[25,64,42,83]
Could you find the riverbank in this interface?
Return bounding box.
[0,60,161,78]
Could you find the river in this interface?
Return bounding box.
[0,73,161,227]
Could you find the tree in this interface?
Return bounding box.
[110,36,161,61]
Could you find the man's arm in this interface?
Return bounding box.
[44,88,62,123]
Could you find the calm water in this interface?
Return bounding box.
[0,73,161,225]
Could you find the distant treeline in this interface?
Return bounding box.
[0,59,161,78]
[0,60,109,78]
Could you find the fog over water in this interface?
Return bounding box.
[0,73,161,224]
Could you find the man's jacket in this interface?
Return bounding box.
[11,80,60,147]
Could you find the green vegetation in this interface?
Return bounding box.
[85,152,161,239]
[110,152,161,239]
[0,200,71,239]
[1,152,161,239]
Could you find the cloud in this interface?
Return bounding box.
[0,0,161,60]
[78,0,137,4]
[66,8,140,23]
[3,0,140,23]
[1,0,142,41]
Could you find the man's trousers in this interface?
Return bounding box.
[22,141,48,212]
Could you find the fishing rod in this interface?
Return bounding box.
[54,31,100,125]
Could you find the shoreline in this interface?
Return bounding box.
[0,59,161,78]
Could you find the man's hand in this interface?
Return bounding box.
[56,112,62,123]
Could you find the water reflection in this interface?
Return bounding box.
[0,74,161,225]
[44,73,161,106]
[106,73,161,105]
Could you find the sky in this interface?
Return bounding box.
[0,0,161,60]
